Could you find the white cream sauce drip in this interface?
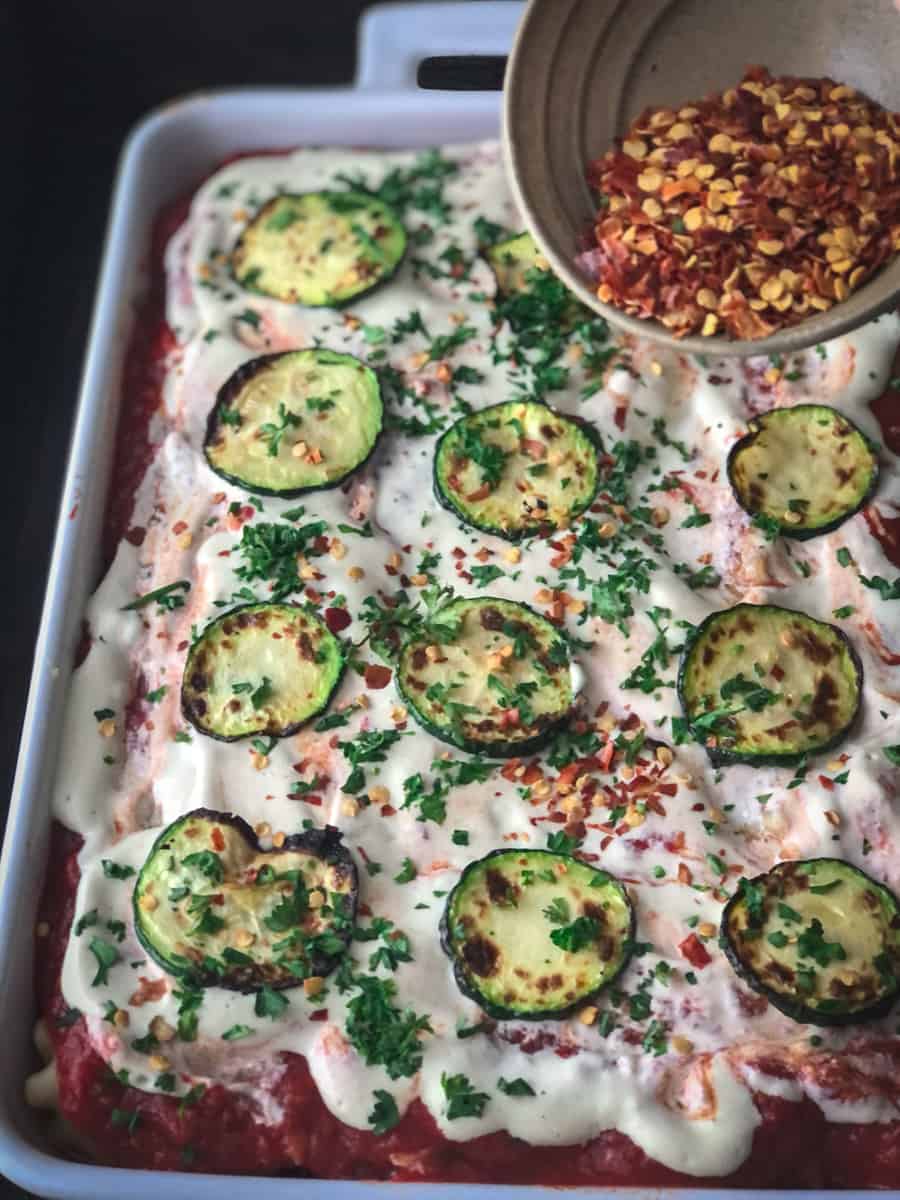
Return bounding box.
[47,140,900,1176]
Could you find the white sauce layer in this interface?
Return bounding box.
[45,140,900,1176]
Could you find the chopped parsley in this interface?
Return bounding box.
[255,986,290,1019]
[88,937,119,986]
[441,1071,490,1120]
[368,1089,401,1134]
[101,860,135,881]
[497,1076,535,1097]
[549,915,598,953]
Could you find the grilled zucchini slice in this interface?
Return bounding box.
[678,603,861,766]
[231,190,406,307]
[722,859,900,1026]
[134,810,357,990]
[441,849,634,1020]
[182,603,344,742]
[486,232,548,297]
[397,597,573,756]
[434,400,600,539]
[728,405,878,539]
[205,350,383,497]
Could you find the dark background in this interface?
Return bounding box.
[2,1,479,1194]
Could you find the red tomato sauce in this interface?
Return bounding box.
[34,162,900,1187]
[870,343,900,458]
[865,505,900,571]
[36,822,900,1183]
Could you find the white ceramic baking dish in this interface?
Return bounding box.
[0,3,886,1197]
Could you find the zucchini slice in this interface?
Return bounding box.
[486,231,583,327]
[134,810,357,990]
[441,849,634,1020]
[486,232,548,297]
[397,597,573,756]
[678,603,861,766]
[182,603,344,742]
[231,190,406,307]
[205,350,383,497]
[727,405,878,540]
[433,401,600,540]
[722,859,900,1026]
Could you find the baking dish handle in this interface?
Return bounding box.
[355,1,523,91]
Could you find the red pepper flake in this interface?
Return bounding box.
[309,1009,329,1022]
[323,607,352,634]
[818,774,835,791]
[211,828,225,852]
[466,484,492,502]
[172,521,188,535]
[679,933,712,969]
[364,664,393,690]
[583,66,900,340]
[129,977,168,1006]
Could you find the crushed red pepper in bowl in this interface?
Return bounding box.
[580,65,900,340]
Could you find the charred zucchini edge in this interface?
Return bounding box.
[433,400,602,542]
[439,848,635,1020]
[721,857,900,1026]
[181,602,346,743]
[230,190,407,309]
[133,810,358,991]
[727,404,879,541]
[204,349,383,498]
[677,603,862,767]
[396,596,574,758]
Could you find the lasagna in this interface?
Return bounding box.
[27,139,900,1186]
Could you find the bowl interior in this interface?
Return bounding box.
[504,0,900,357]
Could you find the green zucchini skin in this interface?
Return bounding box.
[204,349,383,498]
[433,400,601,541]
[677,603,862,767]
[231,190,406,308]
[721,858,900,1026]
[396,596,574,757]
[182,602,345,743]
[484,231,582,328]
[727,404,879,541]
[440,848,635,1021]
[486,232,548,297]
[133,810,357,991]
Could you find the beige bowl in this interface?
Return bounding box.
[503,0,900,357]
